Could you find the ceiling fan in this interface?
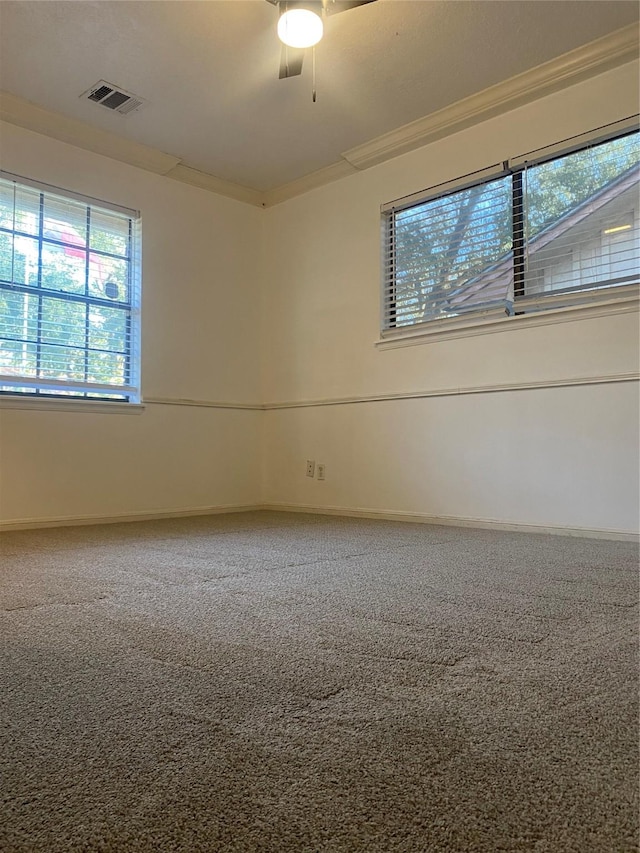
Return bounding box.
[266,0,378,81]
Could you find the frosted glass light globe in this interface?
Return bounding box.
[277,9,323,49]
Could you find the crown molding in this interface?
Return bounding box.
[0,91,265,208]
[1,24,637,207]
[0,89,281,209]
[0,91,180,175]
[342,23,640,171]
[165,164,264,207]
[262,159,357,207]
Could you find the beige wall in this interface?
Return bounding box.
[1,404,261,524]
[260,61,640,535]
[0,122,263,525]
[1,60,638,533]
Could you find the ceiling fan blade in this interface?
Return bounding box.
[279,44,305,78]
[324,0,378,15]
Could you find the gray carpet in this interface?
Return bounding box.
[1,511,638,853]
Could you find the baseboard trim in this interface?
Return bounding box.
[262,502,640,542]
[0,503,262,532]
[2,502,637,542]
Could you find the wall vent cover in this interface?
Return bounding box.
[81,81,146,115]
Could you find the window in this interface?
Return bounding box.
[0,173,141,402]
[382,127,639,333]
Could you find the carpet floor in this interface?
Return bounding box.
[0,511,638,852]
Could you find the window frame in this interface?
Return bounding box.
[0,171,142,408]
[380,118,640,344]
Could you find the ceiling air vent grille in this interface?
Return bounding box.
[82,81,146,115]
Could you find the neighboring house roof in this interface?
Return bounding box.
[450,163,639,308]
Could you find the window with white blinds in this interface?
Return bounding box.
[382,127,639,333]
[0,173,141,402]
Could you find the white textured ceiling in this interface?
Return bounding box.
[0,0,638,192]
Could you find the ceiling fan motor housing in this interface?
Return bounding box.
[267,0,379,79]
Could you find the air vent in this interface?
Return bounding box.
[81,80,146,116]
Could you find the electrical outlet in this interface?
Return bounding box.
[317,464,325,480]
[306,460,315,478]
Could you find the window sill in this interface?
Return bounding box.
[0,396,145,414]
[376,287,639,350]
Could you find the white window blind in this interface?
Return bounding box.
[0,173,141,402]
[382,171,513,329]
[516,132,639,312]
[381,126,639,333]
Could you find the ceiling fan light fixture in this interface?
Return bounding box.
[277,7,323,49]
